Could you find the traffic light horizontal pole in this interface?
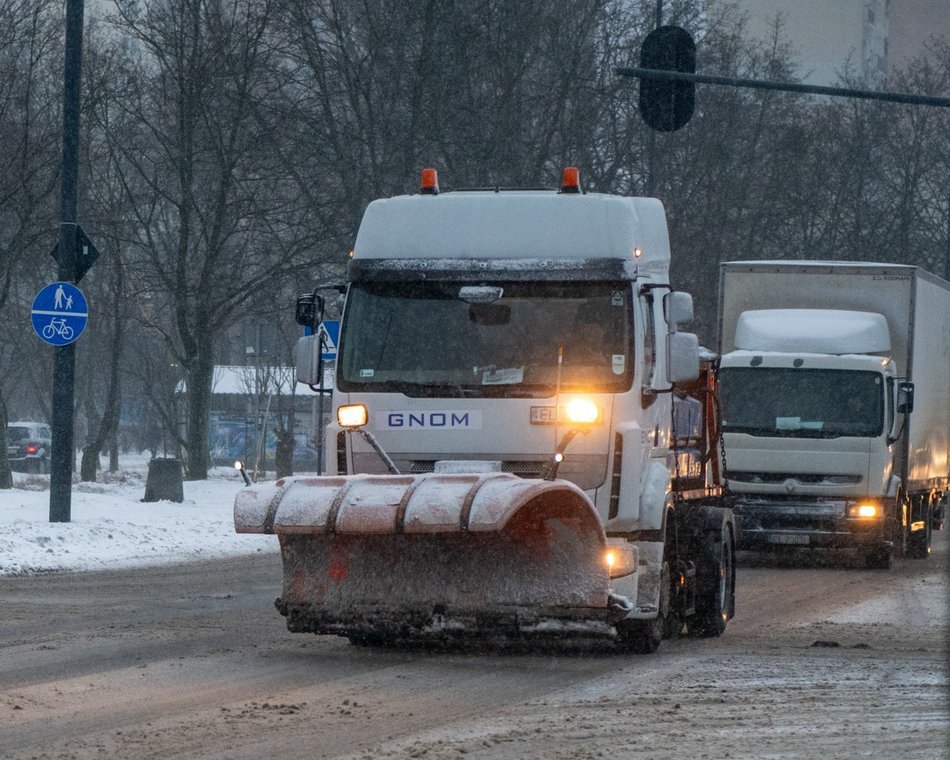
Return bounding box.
[616,66,950,108]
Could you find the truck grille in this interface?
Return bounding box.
[728,471,861,486]
[736,498,849,532]
[409,460,546,478]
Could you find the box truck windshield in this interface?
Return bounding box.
[337,280,633,396]
[718,368,885,438]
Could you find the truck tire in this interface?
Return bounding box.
[863,546,892,569]
[616,557,671,654]
[688,517,736,638]
[906,495,932,559]
[892,492,909,557]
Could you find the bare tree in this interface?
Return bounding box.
[1,0,945,487]
[0,0,62,488]
[99,0,317,478]
[872,41,950,276]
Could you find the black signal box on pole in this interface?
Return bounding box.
[639,25,696,132]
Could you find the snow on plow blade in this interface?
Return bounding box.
[234,472,617,640]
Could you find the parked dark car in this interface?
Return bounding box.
[7,421,52,474]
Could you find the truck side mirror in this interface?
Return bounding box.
[668,331,700,383]
[295,292,325,329]
[665,291,694,328]
[294,334,323,386]
[897,381,914,414]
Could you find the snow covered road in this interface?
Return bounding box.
[1,520,945,759]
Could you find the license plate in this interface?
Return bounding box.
[768,534,810,546]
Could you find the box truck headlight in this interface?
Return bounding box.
[603,542,637,579]
[337,404,368,429]
[848,502,880,519]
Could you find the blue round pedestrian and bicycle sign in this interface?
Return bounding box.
[31,282,89,346]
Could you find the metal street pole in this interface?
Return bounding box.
[946,187,949,281]
[645,1,662,196]
[316,328,327,475]
[50,0,85,523]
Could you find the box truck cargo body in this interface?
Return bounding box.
[717,261,949,568]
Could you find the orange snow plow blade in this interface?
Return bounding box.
[235,472,621,640]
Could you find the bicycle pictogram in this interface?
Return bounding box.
[42,317,75,341]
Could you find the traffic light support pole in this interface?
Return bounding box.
[617,66,950,108]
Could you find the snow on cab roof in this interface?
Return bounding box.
[734,309,891,354]
[353,191,671,276]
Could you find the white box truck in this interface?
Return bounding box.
[235,168,737,653]
[717,261,950,568]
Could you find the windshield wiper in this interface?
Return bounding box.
[722,425,777,435]
[365,381,470,398]
[724,425,842,439]
[785,429,841,439]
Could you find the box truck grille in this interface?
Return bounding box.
[729,471,861,486]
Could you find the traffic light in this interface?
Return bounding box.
[639,25,696,132]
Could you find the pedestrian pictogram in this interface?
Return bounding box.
[31,282,89,346]
[320,320,340,360]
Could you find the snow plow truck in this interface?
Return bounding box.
[234,168,736,653]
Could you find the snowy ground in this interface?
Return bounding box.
[0,456,276,576]
[1,457,947,758]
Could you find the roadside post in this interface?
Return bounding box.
[315,319,338,475]
[48,0,100,523]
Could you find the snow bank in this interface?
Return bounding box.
[0,458,276,576]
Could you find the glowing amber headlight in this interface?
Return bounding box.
[848,502,879,519]
[564,397,600,425]
[603,542,637,579]
[337,404,368,429]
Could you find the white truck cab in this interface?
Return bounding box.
[240,169,736,652]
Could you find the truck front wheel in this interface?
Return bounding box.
[616,558,670,654]
[688,520,736,637]
[863,545,892,569]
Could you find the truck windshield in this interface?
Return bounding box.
[718,368,885,438]
[337,281,633,397]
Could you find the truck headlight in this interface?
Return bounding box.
[564,397,600,425]
[603,542,637,579]
[848,502,880,519]
[337,404,368,429]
